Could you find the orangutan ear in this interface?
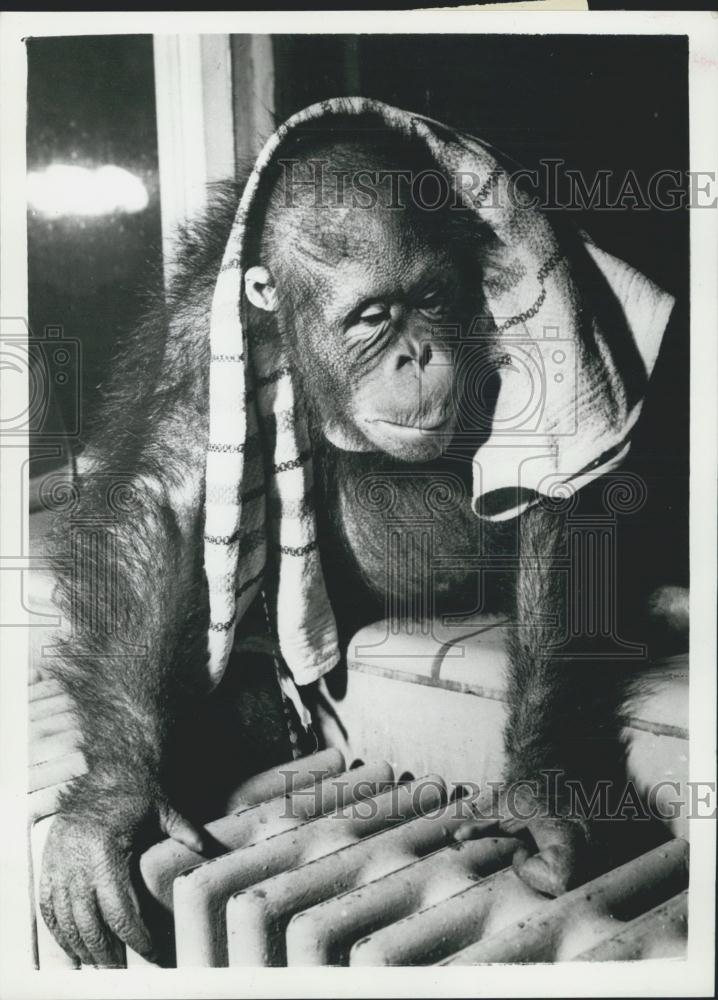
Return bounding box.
[244,266,278,312]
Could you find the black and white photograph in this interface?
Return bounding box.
[0,9,715,997]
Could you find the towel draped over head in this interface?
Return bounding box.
[202,97,675,696]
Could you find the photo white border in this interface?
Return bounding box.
[0,10,715,999]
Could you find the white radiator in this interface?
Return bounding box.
[29,744,688,968]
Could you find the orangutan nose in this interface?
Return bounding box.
[396,340,433,371]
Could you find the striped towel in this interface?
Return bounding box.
[203,97,675,694]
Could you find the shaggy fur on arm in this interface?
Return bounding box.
[46,187,240,829]
[504,501,633,822]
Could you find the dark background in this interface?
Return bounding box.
[27,35,161,458]
[26,33,689,458]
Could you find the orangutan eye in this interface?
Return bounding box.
[358,303,389,325]
[419,291,446,318]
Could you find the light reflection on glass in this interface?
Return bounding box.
[27,163,149,218]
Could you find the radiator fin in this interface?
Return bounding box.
[29,752,689,967]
